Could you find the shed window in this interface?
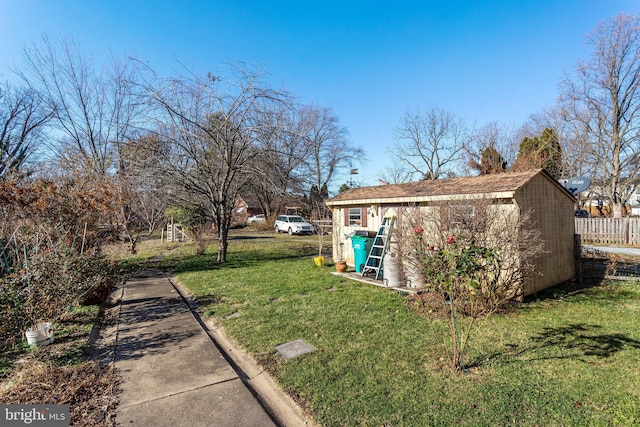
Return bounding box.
[345,207,368,227]
[449,205,480,232]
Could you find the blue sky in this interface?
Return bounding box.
[1,1,638,189]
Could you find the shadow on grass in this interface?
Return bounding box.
[470,322,640,368]
[167,246,320,274]
[530,323,640,357]
[228,235,276,241]
[524,254,640,303]
[0,305,102,370]
[524,279,605,303]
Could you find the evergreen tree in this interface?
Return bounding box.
[512,128,562,178]
[479,145,507,175]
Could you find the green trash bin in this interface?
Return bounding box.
[351,235,373,273]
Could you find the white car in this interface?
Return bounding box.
[247,214,266,224]
[274,215,315,235]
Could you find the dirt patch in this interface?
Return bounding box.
[406,291,449,319]
[0,286,123,426]
[0,359,120,426]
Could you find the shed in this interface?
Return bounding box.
[325,169,576,296]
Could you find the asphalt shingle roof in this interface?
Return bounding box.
[326,169,552,205]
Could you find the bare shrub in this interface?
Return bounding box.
[605,254,619,277]
[0,244,118,350]
[395,197,544,371]
[0,179,124,349]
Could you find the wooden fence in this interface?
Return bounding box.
[575,217,640,245]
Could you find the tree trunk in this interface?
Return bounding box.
[612,202,624,218]
[449,317,461,371]
[128,238,138,255]
[217,223,228,263]
[448,300,462,371]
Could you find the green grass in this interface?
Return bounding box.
[148,231,640,426]
[0,304,100,377]
[49,304,101,366]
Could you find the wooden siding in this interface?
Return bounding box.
[331,206,382,265]
[575,217,640,245]
[327,170,576,296]
[514,173,576,295]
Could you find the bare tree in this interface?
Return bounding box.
[248,103,362,216]
[0,82,52,179]
[17,37,151,251]
[555,109,594,180]
[378,161,412,184]
[119,134,168,236]
[18,36,142,176]
[297,104,363,191]
[560,14,640,217]
[249,101,307,218]
[393,105,470,180]
[145,65,286,262]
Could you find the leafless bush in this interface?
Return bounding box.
[395,197,544,371]
[0,243,118,350]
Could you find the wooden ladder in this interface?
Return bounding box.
[361,217,395,280]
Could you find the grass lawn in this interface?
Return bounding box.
[154,230,640,426]
[0,304,120,426]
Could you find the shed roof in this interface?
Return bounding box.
[326,169,573,206]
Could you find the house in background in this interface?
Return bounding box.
[232,196,266,226]
[325,169,576,296]
[232,197,251,226]
[571,177,640,217]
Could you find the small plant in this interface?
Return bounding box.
[396,199,544,372]
[421,233,500,370]
[165,206,209,255]
[311,200,330,267]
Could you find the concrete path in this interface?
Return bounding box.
[583,244,640,257]
[111,269,278,427]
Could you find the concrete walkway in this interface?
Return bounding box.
[583,244,640,257]
[108,269,279,427]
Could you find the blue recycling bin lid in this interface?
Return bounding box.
[351,235,372,250]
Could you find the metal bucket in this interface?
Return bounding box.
[383,252,403,288]
[404,259,426,289]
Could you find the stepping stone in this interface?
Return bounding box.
[274,339,316,360]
